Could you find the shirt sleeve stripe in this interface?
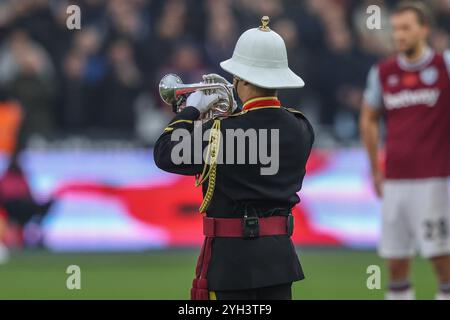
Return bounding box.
[363,65,383,110]
[444,50,450,78]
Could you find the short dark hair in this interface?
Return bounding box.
[392,1,434,26]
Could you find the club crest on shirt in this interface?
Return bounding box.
[420,66,438,86]
[387,75,399,87]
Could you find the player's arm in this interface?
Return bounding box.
[359,65,383,197]
[444,50,450,77]
[360,104,381,175]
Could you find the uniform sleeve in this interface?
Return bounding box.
[444,50,450,78]
[363,65,383,110]
[153,107,212,176]
[303,116,315,149]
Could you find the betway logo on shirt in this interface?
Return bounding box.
[383,88,440,110]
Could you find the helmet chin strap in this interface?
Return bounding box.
[233,78,242,106]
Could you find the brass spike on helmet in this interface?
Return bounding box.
[259,16,270,32]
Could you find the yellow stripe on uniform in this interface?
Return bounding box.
[167,119,194,126]
[209,291,217,300]
[228,106,280,118]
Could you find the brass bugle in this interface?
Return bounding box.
[159,74,234,119]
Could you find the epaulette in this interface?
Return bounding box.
[283,107,315,141]
[282,107,308,120]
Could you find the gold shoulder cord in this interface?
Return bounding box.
[196,119,221,213]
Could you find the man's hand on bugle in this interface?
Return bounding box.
[202,73,238,112]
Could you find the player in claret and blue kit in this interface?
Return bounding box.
[360,1,450,300]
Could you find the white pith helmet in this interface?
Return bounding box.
[220,16,305,89]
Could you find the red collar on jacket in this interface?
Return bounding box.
[242,96,281,111]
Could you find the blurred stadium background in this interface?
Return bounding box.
[0,0,449,299]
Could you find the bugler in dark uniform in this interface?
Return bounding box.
[154,17,314,300]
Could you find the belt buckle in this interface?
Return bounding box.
[242,215,259,238]
[286,214,294,236]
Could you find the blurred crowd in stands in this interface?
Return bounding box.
[0,0,449,147]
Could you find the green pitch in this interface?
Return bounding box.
[0,249,437,299]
